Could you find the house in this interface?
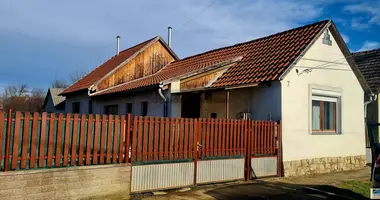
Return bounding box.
[61,20,369,176]
[43,88,66,113]
[352,48,380,164]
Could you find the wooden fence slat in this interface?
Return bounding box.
[142,117,148,162]
[210,118,214,157]
[131,116,138,163]
[170,118,175,160]
[39,112,47,168]
[119,115,125,163]
[154,117,159,160]
[214,119,218,157]
[179,118,184,160]
[0,112,4,169]
[228,119,233,156]
[106,115,113,164]
[189,119,193,159]
[148,116,154,161]
[78,114,86,165]
[30,112,39,168]
[234,120,238,155]
[86,114,93,165]
[93,114,100,164]
[4,109,12,171]
[21,112,30,169]
[136,116,143,162]
[200,119,204,157]
[237,120,241,155]
[241,120,245,156]
[193,118,198,185]
[263,121,267,155]
[159,117,165,160]
[125,114,131,163]
[164,118,170,160]
[206,118,210,157]
[55,113,63,167]
[99,115,107,164]
[63,113,71,166]
[224,119,228,156]
[184,118,189,159]
[218,119,222,156]
[174,118,179,160]
[71,114,79,166]
[46,113,55,167]
[12,112,21,169]
[112,115,119,163]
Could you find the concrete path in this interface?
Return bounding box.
[132,167,370,200]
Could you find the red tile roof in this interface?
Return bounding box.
[93,20,329,96]
[61,36,158,95]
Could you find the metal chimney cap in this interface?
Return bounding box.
[116,35,121,38]
[168,27,172,29]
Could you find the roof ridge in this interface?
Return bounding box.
[173,19,330,63]
[352,47,380,55]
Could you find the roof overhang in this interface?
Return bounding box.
[163,57,243,93]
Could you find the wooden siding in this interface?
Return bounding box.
[97,41,175,91]
[180,68,227,91]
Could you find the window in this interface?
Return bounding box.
[311,88,341,133]
[104,105,119,115]
[322,30,332,46]
[72,102,80,113]
[141,102,148,116]
[126,103,133,114]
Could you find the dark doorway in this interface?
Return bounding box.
[181,93,200,118]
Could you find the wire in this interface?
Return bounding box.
[175,0,219,33]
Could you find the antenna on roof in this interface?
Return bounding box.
[167,27,172,48]
[116,36,121,55]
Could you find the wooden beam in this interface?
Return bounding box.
[226,91,230,119]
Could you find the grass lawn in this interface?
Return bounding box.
[337,179,371,198]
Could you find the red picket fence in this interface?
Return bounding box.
[0,110,131,171]
[0,110,281,179]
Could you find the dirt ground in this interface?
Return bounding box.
[131,167,371,200]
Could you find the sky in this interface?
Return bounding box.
[0,0,379,90]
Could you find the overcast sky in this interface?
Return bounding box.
[0,0,379,90]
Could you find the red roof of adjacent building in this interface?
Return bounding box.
[92,20,329,96]
[61,36,158,95]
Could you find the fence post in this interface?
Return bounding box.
[276,121,283,177]
[244,119,251,181]
[193,119,198,185]
[4,109,12,171]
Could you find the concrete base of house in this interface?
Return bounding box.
[0,164,131,200]
[283,155,366,177]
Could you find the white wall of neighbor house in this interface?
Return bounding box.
[65,92,90,114]
[92,90,165,117]
[281,27,365,162]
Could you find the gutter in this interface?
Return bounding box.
[158,83,168,117]
[365,93,377,122]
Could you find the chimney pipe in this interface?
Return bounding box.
[167,27,172,48]
[116,36,121,55]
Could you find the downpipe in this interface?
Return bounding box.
[158,84,168,117]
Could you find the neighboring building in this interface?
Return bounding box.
[352,48,380,164]
[43,88,66,113]
[61,20,369,176]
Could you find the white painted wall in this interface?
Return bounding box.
[281,26,365,161]
[250,83,281,121]
[93,90,164,117]
[65,92,90,114]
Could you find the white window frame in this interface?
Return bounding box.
[309,87,342,134]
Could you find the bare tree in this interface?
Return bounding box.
[28,88,45,112]
[69,70,87,84]
[3,84,28,98]
[51,78,69,88]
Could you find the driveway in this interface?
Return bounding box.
[132,167,370,200]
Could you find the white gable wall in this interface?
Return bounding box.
[281,26,365,162]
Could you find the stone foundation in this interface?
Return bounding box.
[283,155,366,177]
[0,164,131,200]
